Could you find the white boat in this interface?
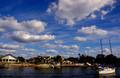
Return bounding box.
[99,67,115,74]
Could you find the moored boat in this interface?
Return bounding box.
[98,65,115,74]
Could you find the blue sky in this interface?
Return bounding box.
[0,0,120,58]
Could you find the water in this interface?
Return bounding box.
[0,67,118,78]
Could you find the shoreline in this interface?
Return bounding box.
[0,63,94,68]
[0,63,51,68]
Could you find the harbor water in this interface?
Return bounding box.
[0,67,119,78]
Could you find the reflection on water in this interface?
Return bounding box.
[99,73,116,78]
[0,67,118,78]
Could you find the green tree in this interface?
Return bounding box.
[105,54,117,65]
[54,55,61,63]
[17,57,25,63]
[95,54,105,64]
[68,57,79,63]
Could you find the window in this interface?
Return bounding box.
[6,59,8,62]
[3,59,5,62]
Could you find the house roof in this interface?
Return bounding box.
[0,54,17,59]
[0,55,4,59]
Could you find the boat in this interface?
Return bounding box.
[98,39,116,74]
[51,63,61,69]
[98,65,115,74]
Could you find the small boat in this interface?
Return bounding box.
[51,65,54,68]
[51,63,61,69]
[98,65,115,74]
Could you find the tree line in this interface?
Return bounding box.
[17,53,120,66]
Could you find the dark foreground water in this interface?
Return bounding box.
[0,67,119,78]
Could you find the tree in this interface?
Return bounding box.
[54,55,61,63]
[105,54,117,65]
[68,57,79,63]
[78,54,95,63]
[95,54,105,64]
[17,57,25,63]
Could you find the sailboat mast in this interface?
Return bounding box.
[100,39,103,54]
[109,39,112,54]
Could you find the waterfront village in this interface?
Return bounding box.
[0,53,120,68]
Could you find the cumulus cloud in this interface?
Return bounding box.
[0,42,39,53]
[60,45,79,52]
[74,37,87,41]
[78,25,108,36]
[85,47,91,49]
[90,13,97,19]
[24,48,38,52]
[104,48,110,52]
[83,49,100,56]
[0,43,24,50]
[28,53,38,56]
[20,54,27,57]
[54,40,64,44]
[66,52,74,55]
[48,0,115,26]
[61,55,69,58]
[0,49,17,53]
[46,49,58,54]
[47,2,57,13]
[101,10,110,20]
[40,43,57,48]
[4,31,55,43]
[0,16,47,33]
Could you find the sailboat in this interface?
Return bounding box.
[98,39,116,74]
[98,64,115,74]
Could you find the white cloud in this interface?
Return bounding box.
[60,45,79,52]
[28,53,37,56]
[20,54,27,57]
[66,52,74,55]
[61,55,69,58]
[91,13,97,19]
[102,10,109,15]
[54,40,64,44]
[40,43,57,48]
[85,47,91,49]
[101,10,110,20]
[48,0,115,26]
[104,48,110,52]
[0,16,47,33]
[46,49,58,54]
[0,28,6,32]
[47,2,57,13]
[4,31,55,43]
[0,43,24,50]
[24,48,38,52]
[40,52,47,56]
[74,36,87,41]
[78,25,108,36]
[47,8,52,13]
[0,49,17,53]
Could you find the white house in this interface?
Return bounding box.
[42,54,54,63]
[0,54,19,62]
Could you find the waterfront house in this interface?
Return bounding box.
[41,54,54,64]
[63,60,73,64]
[0,54,19,63]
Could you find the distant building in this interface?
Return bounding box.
[63,60,73,64]
[41,54,54,63]
[0,54,19,63]
[61,57,65,64]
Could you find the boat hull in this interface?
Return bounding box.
[99,68,115,74]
